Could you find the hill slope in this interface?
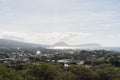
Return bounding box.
[48,42,102,49]
[0,39,44,49]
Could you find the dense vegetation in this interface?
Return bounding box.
[0,62,119,80]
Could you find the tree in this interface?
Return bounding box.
[0,65,22,80]
[23,62,60,80]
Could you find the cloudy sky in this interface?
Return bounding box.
[0,0,120,46]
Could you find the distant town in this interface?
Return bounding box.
[0,47,119,67]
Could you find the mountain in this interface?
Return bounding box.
[53,41,69,46]
[48,41,102,49]
[76,43,102,48]
[0,39,44,49]
[0,39,119,51]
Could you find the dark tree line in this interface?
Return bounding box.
[0,62,120,80]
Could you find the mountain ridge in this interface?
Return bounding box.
[52,41,102,47]
[0,39,102,49]
[0,39,119,51]
[53,41,69,46]
[0,39,44,49]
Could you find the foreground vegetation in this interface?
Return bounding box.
[0,62,120,80]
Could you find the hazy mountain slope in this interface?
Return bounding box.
[0,39,119,51]
[48,42,102,49]
[76,43,102,48]
[0,39,44,49]
[53,41,69,46]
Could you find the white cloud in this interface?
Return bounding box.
[0,32,92,45]
[0,32,27,41]
[2,31,119,46]
[0,0,119,33]
[2,11,117,33]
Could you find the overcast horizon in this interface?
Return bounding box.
[0,0,120,46]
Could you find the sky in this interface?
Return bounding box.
[0,0,120,46]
